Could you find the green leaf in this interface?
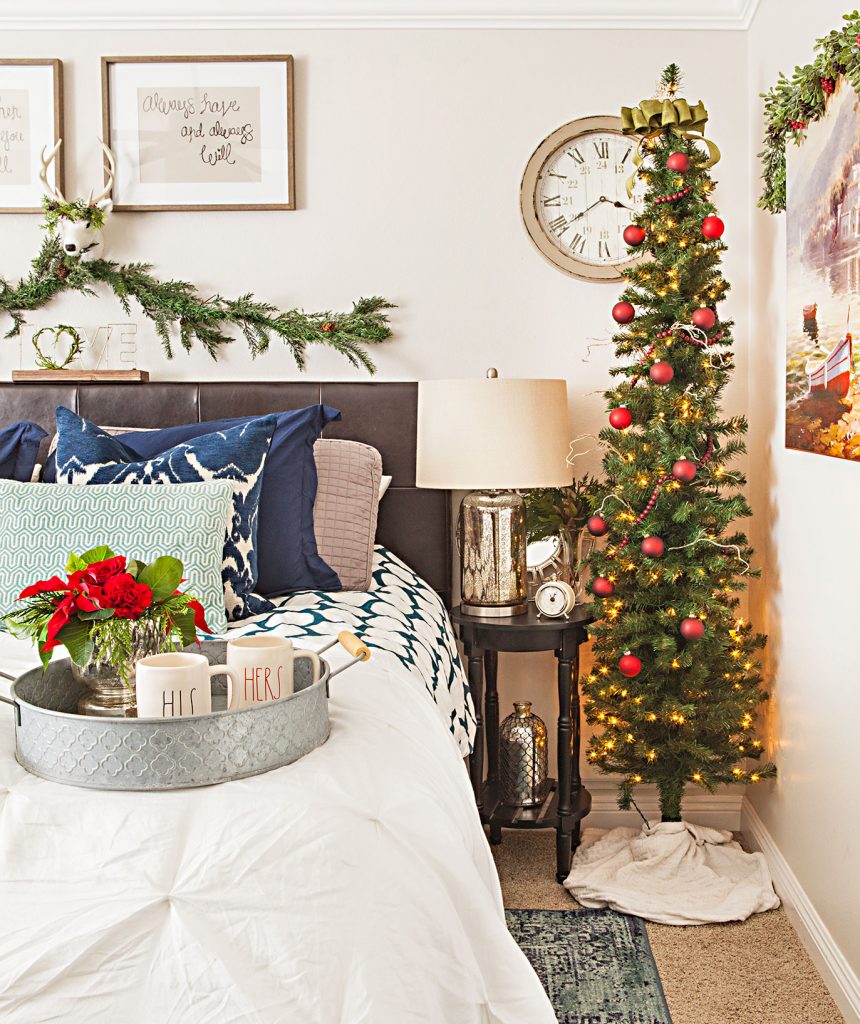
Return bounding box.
[78,608,115,621]
[66,552,87,573]
[173,609,198,649]
[79,545,115,566]
[126,559,145,580]
[137,555,183,603]
[56,618,94,666]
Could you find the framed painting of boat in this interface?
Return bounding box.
[786,79,860,460]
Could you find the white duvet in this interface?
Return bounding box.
[0,642,554,1022]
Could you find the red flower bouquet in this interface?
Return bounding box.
[5,547,211,679]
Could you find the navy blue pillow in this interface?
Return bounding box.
[111,405,342,597]
[0,421,47,481]
[56,408,278,621]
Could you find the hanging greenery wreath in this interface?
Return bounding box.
[0,200,395,373]
[759,9,860,214]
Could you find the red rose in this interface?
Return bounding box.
[103,573,153,619]
[86,556,127,584]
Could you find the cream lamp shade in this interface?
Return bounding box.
[416,374,571,490]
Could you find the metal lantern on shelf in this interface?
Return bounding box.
[500,701,549,806]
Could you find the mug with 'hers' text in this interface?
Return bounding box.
[227,635,321,710]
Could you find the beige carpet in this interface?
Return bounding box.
[493,829,844,1024]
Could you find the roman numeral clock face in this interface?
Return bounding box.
[520,116,646,281]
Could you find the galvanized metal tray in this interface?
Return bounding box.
[5,640,331,792]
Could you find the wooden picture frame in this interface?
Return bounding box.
[101,55,294,211]
[0,58,63,214]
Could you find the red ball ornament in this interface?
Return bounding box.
[649,360,674,385]
[666,152,689,174]
[591,576,615,598]
[701,215,725,240]
[680,617,705,640]
[618,652,642,678]
[672,459,697,483]
[641,536,665,558]
[587,515,609,537]
[609,406,632,430]
[612,301,635,324]
[623,224,646,246]
[691,307,716,330]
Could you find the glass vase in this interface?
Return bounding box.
[500,701,549,807]
[72,619,166,717]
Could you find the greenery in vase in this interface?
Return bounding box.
[582,66,775,823]
[524,475,602,544]
[4,547,211,683]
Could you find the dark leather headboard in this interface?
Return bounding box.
[0,380,452,606]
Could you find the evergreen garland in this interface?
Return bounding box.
[759,9,860,214]
[0,214,394,372]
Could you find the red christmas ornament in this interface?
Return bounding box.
[618,652,642,678]
[623,224,646,246]
[641,535,665,558]
[672,459,697,483]
[680,617,705,640]
[701,216,725,240]
[609,406,632,430]
[666,152,689,174]
[587,514,609,537]
[649,361,674,385]
[691,307,716,330]
[612,301,635,324]
[591,577,615,598]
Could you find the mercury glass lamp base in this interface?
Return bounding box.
[459,489,528,617]
[459,600,527,618]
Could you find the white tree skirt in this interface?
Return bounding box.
[563,822,780,926]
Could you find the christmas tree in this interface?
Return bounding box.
[582,65,776,823]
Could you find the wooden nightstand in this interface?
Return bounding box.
[452,603,593,883]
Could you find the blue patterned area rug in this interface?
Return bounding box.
[506,908,673,1024]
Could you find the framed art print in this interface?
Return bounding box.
[101,55,294,211]
[0,59,63,213]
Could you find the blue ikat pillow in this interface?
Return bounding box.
[55,407,277,621]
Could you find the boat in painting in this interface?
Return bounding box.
[805,330,853,397]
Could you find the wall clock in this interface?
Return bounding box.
[520,115,646,282]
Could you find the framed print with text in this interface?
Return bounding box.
[101,55,294,211]
[0,59,63,213]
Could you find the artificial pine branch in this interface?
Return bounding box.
[0,224,395,369]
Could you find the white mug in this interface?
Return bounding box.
[226,635,321,710]
[136,652,236,719]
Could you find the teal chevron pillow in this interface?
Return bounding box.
[0,480,233,635]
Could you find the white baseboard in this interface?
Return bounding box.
[742,800,860,1024]
[584,777,743,831]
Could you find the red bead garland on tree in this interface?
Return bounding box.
[618,652,642,678]
[680,617,705,640]
[623,224,646,246]
[655,185,694,205]
[701,216,725,239]
[591,576,615,598]
[609,406,632,430]
[612,301,636,324]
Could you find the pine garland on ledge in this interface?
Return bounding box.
[0,224,394,372]
[759,9,860,214]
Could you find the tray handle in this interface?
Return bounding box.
[337,631,370,662]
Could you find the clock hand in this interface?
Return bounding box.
[570,196,609,222]
[612,200,636,212]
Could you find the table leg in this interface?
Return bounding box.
[484,649,499,786]
[466,641,485,811]
[567,630,583,795]
[555,645,574,883]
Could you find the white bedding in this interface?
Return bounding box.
[0,554,555,1024]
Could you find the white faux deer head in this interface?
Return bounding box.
[39,139,115,262]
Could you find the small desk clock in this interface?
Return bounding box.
[534,578,577,619]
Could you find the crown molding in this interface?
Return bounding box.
[0,0,763,31]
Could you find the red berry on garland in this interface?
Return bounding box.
[623,224,646,246]
[641,535,665,558]
[821,77,835,96]
[612,301,635,324]
[680,617,705,640]
[609,406,632,430]
[672,459,697,483]
[56,263,69,281]
[618,652,642,678]
[587,514,609,537]
[591,576,615,598]
[649,360,674,385]
[666,152,689,174]
[701,216,725,240]
[691,307,716,330]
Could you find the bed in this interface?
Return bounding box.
[0,381,556,1024]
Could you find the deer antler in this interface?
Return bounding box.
[88,140,115,206]
[39,139,66,203]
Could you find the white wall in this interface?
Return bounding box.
[747,0,860,1001]
[0,26,752,797]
